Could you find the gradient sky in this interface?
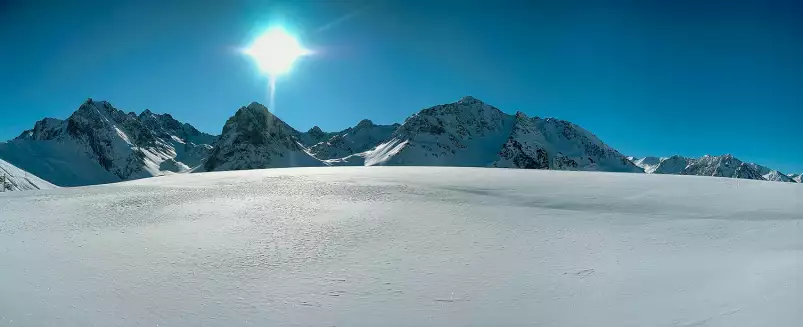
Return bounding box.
[1,0,801,172]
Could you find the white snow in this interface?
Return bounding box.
[0,158,57,191]
[0,139,121,186]
[631,156,663,173]
[1,167,801,326]
[3,100,216,187]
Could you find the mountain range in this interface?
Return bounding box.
[0,96,799,190]
[629,155,798,182]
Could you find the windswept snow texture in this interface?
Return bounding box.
[1,167,801,326]
[0,158,57,191]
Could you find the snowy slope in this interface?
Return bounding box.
[202,102,324,171]
[361,96,516,166]
[682,155,764,180]
[761,169,796,183]
[353,96,640,172]
[652,155,695,175]
[2,99,216,186]
[492,112,641,172]
[1,167,801,326]
[308,119,399,160]
[0,138,121,186]
[789,173,803,183]
[0,158,57,191]
[629,156,662,173]
[138,109,217,168]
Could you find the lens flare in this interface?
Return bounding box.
[244,28,309,76]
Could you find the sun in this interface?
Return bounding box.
[244,28,309,76]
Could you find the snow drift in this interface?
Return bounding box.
[1,167,801,326]
[0,158,57,191]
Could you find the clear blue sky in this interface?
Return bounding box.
[1,0,801,172]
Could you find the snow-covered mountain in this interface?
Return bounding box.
[307,119,399,160]
[297,126,337,147]
[337,97,640,172]
[202,102,324,172]
[628,156,663,173]
[682,154,765,180]
[6,96,798,186]
[651,155,696,175]
[632,154,797,183]
[0,158,57,191]
[762,170,796,183]
[789,173,803,183]
[0,99,216,186]
[137,109,216,168]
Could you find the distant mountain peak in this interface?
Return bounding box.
[357,119,375,128]
[458,95,483,104]
[638,153,796,183]
[1,99,217,186]
[245,101,268,110]
[203,103,322,172]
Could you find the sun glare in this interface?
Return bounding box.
[244,28,309,76]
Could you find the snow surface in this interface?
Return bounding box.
[1,167,801,326]
[0,158,57,191]
[0,139,121,186]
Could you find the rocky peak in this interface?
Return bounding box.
[356,119,375,128]
[763,170,796,183]
[681,154,764,180]
[15,118,66,141]
[203,102,321,172]
[308,126,324,134]
[652,155,694,174]
[307,119,399,160]
[221,102,295,138]
[399,97,508,139]
[458,95,483,105]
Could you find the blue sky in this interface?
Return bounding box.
[1,0,801,172]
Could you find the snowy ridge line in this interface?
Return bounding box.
[3,96,800,188]
[206,96,641,174]
[0,98,218,187]
[630,154,801,183]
